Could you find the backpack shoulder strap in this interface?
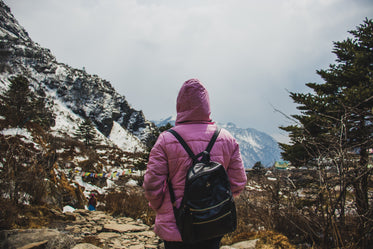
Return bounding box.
[196,128,221,163]
[205,128,221,153]
[167,129,193,209]
[168,129,196,159]
[168,127,221,163]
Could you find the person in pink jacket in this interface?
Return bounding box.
[143,79,247,249]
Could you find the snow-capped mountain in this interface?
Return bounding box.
[152,116,177,127]
[220,122,281,167]
[153,116,282,168]
[0,1,157,151]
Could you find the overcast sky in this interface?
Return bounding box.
[5,0,373,142]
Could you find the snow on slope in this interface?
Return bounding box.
[0,1,156,151]
[109,121,145,152]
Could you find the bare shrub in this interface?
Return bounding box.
[103,187,155,226]
[0,198,18,229]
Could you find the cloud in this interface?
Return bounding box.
[5,0,373,142]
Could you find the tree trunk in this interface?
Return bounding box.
[353,147,371,248]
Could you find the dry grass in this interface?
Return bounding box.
[255,231,297,249]
[0,198,18,230]
[0,201,74,230]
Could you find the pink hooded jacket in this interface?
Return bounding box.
[143,79,247,241]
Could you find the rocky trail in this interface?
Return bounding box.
[1,209,159,249]
[0,209,257,249]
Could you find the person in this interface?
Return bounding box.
[88,193,97,211]
[143,79,247,249]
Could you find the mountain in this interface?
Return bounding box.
[153,116,282,168]
[0,0,157,151]
[152,116,176,127]
[220,122,281,167]
[0,0,161,216]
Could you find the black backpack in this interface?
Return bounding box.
[167,128,237,243]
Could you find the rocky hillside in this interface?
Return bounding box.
[0,0,157,150]
[0,0,156,224]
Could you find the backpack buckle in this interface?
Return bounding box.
[200,151,210,163]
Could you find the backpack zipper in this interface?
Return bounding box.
[189,197,230,212]
[192,211,232,225]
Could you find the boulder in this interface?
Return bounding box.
[0,229,74,249]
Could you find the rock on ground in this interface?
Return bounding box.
[0,209,160,249]
[0,209,258,249]
[220,239,258,249]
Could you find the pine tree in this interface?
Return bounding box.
[0,75,55,129]
[75,119,98,147]
[159,122,173,132]
[279,18,373,248]
[29,92,55,129]
[0,75,32,127]
[252,161,265,175]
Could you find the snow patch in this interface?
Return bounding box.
[63,205,76,213]
[236,133,262,149]
[0,128,38,148]
[109,121,145,152]
[55,65,67,78]
[1,128,31,138]
[126,179,138,187]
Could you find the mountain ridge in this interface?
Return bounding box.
[0,0,157,151]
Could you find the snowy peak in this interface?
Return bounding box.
[153,116,281,168]
[218,122,281,167]
[0,1,30,42]
[152,115,176,127]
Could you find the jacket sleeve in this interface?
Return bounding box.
[227,141,247,197]
[143,133,169,211]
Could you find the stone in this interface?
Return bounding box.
[230,239,259,249]
[104,223,147,233]
[18,240,48,249]
[136,231,156,237]
[0,229,75,248]
[97,232,121,240]
[144,245,158,249]
[75,209,91,216]
[72,243,102,249]
[72,227,82,233]
[128,245,144,249]
[0,229,62,249]
[109,238,123,248]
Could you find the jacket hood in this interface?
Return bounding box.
[175,79,211,125]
